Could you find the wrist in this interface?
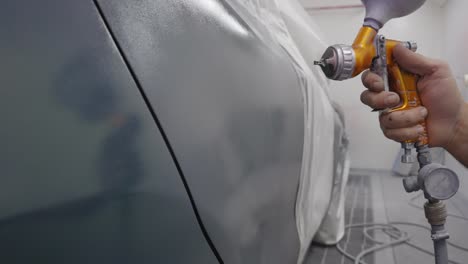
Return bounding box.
[446,102,468,164]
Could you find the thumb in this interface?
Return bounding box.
[393,44,436,76]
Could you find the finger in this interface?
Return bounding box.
[360,90,400,109]
[380,107,428,129]
[382,125,425,142]
[361,70,385,92]
[393,44,438,75]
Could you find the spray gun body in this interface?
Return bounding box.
[316,26,427,162]
[313,1,459,200]
[314,1,459,263]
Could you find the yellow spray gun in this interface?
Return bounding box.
[314,1,459,263]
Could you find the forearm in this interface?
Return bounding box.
[446,103,468,167]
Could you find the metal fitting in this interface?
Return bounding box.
[431,230,450,241]
[401,142,414,163]
[416,145,432,167]
[424,201,447,226]
[418,154,432,166]
[403,175,420,193]
[403,41,418,52]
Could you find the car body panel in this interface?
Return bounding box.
[96,0,304,263]
[0,1,217,263]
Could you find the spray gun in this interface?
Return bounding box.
[314,1,460,263]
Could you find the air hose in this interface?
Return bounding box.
[336,193,468,264]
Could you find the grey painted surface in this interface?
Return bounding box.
[0,0,217,263]
[96,0,304,263]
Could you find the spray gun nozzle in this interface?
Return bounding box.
[314,59,326,67]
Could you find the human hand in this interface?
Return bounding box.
[360,44,465,149]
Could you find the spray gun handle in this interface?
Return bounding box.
[371,38,429,162]
[385,44,429,148]
[387,63,429,144]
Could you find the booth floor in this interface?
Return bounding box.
[307,170,468,264]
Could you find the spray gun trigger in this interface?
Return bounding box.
[370,35,391,116]
[372,108,391,115]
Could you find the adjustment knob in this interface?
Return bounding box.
[403,41,418,52]
[403,176,420,193]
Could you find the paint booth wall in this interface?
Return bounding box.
[443,0,468,191]
[307,3,446,170]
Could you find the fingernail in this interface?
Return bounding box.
[416,125,425,134]
[373,81,384,90]
[384,94,399,106]
[420,107,428,118]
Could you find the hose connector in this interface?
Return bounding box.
[424,201,447,226]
